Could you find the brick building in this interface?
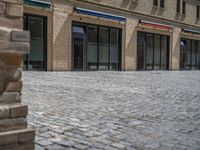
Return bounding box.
[23,0,200,71]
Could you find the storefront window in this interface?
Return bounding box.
[154,35,161,70]
[180,38,200,70]
[99,27,109,70]
[197,42,200,69]
[161,36,168,70]
[137,32,169,70]
[72,23,121,71]
[110,29,120,70]
[87,26,98,70]
[23,15,47,71]
[191,41,196,69]
[146,34,154,70]
[137,32,145,70]
[185,40,191,69]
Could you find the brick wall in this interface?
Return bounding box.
[0,0,35,150]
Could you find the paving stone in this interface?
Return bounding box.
[111,142,126,149]
[22,71,200,150]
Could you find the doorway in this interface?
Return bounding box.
[72,26,86,70]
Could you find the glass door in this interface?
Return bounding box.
[73,33,86,70]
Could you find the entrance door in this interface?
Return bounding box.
[73,34,86,70]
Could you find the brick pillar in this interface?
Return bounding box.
[171,27,181,70]
[0,0,35,150]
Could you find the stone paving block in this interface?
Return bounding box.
[22,71,200,150]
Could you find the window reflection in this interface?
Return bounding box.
[99,27,109,70]
[137,32,169,70]
[180,38,200,70]
[87,26,98,70]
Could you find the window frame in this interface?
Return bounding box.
[182,1,186,15]
[160,0,165,8]
[197,5,200,19]
[153,0,158,7]
[176,0,180,13]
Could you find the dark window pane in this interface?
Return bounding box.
[160,0,165,8]
[146,34,153,70]
[99,27,109,70]
[137,32,145,70]
[191,41,196,69]
[182,1,186,15]
[185,40,191,69]
[154,35,161,70]
[161,36,168,70]
[153,0,158,6]
[87,26,98,70]
[24,15,46,71]
[28,17,43,39]
[74,38,83,69]
[180,40,186,69]
[88,26,97,43]
[177,0,180,13]
[198,42,200,69]
[73,26,85,34]
[197,6,200,18]
[110,29,120,70]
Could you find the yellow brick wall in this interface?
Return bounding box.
[24,0,200,71]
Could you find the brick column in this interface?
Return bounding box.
[0,0,35,150]
[171,27,181,70]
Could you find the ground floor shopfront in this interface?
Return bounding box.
[23,0,200,71]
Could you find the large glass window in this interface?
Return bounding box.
[146,34,154,70]
[23,15,47,71]
[191,41,196,69]
[180,39,186,69]
[137,32,145,70]
[137,32,169,70]
[197,42,200,69]
[180,38,200,70]
[185,40,191,69]
[99,27,109,70]
[161,36,168,69]
[110,29,120,70]
[72,23,121,71]
[154,35,161,69]
[87,26,98,70]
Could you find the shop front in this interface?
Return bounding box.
[23,14,47,71]
[137,31,170,70]
[72,22,122,71]
[180,38,200,70]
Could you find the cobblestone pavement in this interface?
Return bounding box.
[22,71,200,150]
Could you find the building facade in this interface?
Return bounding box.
[23,0,200,71]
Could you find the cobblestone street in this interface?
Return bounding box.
[22,71,200,150]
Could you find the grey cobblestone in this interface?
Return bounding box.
[22,71,200,150]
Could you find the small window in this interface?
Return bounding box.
[153,0,158,6]
[73,26,85,34]
[176,0,180,13]
[160,0,165,8]
[182,1,186,15]
[197,6,200,18]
